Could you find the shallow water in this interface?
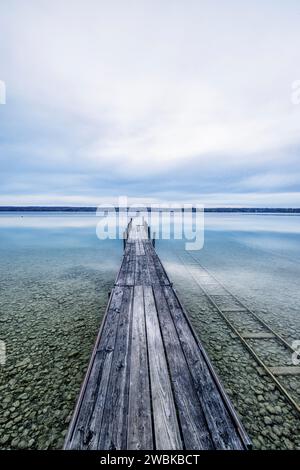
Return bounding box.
[0,213,122,449]
[157,213,300,450]
[0,212,299,449]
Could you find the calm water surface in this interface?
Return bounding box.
[0,212,299,449]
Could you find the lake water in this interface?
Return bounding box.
[0,212,299,449]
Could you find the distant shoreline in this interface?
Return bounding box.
[0,206,300,213]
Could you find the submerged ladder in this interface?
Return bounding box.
[176,251,300,415]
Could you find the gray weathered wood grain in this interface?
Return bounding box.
[144,286,182,450]
[163,286,245,449]
[153,286,214,450]
[127,286,153,449]
[98,286,133,449]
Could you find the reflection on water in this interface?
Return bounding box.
[0,212,299,449]
[204,212,300,234]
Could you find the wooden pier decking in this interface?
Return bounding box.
[64,220,250,450]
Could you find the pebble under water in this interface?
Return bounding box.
[0,212,299,449]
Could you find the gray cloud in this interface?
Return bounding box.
[0,0,300,206]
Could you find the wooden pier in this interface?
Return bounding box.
[64,219,250,450]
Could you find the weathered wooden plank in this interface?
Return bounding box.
[125,242,136,286]
[139,239,145,255]
[65,286,124,449]
[134,253,143,285]
[133,239,160,285]
[144,241,170,286]
[153,286,214,450]
[98,286,133,449]
[127,286,153,450]
[127,226,137,241]
[136,239,145,256]
[116,257,127,285]
[269,366,300,376]
[135,252,151,285]
[242,332,275,339]
[116,242,131,285]
[163,286,245,449]
[144,286,182,450]
[144,242,160,285]
[136,239,141,256]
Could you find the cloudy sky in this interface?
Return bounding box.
[0,0,300,207]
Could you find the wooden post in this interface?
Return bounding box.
[123,230,127,250]
[152,232,156,248]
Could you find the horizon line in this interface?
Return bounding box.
[0,206,300,213]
